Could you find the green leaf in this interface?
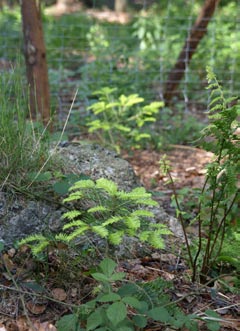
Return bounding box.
[109,272,125,281]
[62,210,82,220]
[108,231,124,245]
[132,315,147,328]
[102,216,122,226]
[122,297,142,309]
[96,178,118,195]
[106,302,127,326]
[148,307,171,323]
[56,314,81,331]
[99,258,117,277]
[130,210,154,218]
[115,327,133,331]
[117,284,139,297]
[87,309,104,331]
[70,179,95,190]
[206,321,221,331]
[125,216,140,230]
[91,226,108,238]
[53,180,71,195]
[204,310,221,331]
[91,273,109,283]
[28,171,52,182]
[20,282,45,294]
[0,241,4,253]
[63,192,83,202]
[88,206,109,213]
[98,293,121,302]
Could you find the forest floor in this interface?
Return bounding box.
[0,144,239,331]
[124,145,214,215]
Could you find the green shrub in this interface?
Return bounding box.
[0,65,50,188]
[19,178,171,255]
[56,258,221,331]
[86,87,163,152]
[160,67,240,282]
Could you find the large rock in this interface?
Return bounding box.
[57,142,141,191]
[0,143,181,250]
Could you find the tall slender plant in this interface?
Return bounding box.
[160,67,240,282]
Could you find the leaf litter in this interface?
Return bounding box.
[0,146,239,330]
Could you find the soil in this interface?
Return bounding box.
[123,145,214,215]
[0,144,239,331]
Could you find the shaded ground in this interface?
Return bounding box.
[124,146,214,215]
[0,145,239,331]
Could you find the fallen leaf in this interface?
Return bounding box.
[30,321,57,331]
[5,320,18,331]
[70,288,78,297]
[7,249,16,258]
[26,301,47,315]
[51,288,67,301]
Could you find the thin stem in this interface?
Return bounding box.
[167,170,194,270]
[201,140,225,278]
[192,176,209,282]
[208,191,239,269]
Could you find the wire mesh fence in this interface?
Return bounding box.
[0,0,240,124]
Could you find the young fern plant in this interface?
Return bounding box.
[160,67,240,283]
[87,87,163,152]
[19,178,171,255]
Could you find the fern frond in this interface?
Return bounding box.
[65,228,90,241]
[150,223,172,235]
[87,206,109,213]
[62,220,88,230]
[148,232,165,249]
[96,178,118,195]
[139,231,150,242]
[135,199,158,206]
[102,216,122,226]
[63,192,83,202]
[108,231,124,245]
[130,210,154,218]
[18,234,49,246]
[32,241,50,255]
[18,234,50,255]
[55,233,70,242]
[69,180,95,191]
[209,96,223,107]
[62,210,82,220]
[91,225,108,238]
[118,187,152,201]
[125,216,141,229]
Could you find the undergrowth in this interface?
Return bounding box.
[19,178,171,254]
[0,66,51,189]
[160,67,240,283]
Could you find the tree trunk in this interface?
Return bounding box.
[115,0,127,13]
[163,0,220,104]
[21,0,51,127]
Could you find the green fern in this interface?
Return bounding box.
[19,178,171,255]
[164,67,240,282]
[18,234,52,257]
[87,87,164,151]
[63,210,82,220]
[95,178,118,195]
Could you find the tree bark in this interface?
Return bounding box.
[163,0,220,104]
[21,0,51,126]
[115,0,127,13]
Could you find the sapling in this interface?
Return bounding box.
[160,67,240,283]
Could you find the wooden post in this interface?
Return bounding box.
[163,0,220,105]
[20,0,51,126]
